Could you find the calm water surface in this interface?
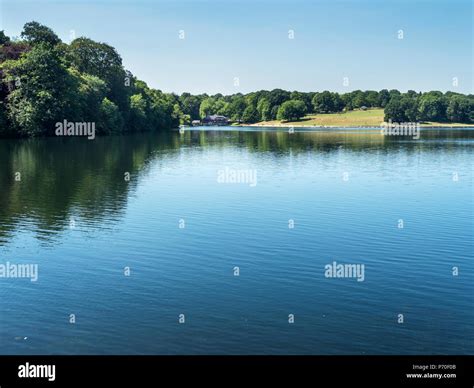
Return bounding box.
[0,128,473,354]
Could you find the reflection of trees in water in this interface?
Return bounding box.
[180,129,474,154]
[0,129,472,243]
[0,133,176,243]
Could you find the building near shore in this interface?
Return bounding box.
[202,115,230,126]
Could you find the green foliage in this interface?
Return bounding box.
[290,91,313,113]
[228,95,247,122]
[417,94,446,122]
[0,22,184,138]
[199,97,215,118]
[446,96,473,123]
[73,70,107,122]
[67,37,129,111]
[383,92,472,124]
[179,93,201,120]
[242,104,259,123]
[378,89,390,108]
[0,30,10,45]
[99,97,123,134]
[198,97,229,118]
[1,43,75,136]
[277,100,307,121]
[384,95,418,122]
[180,113,191,126]
[21,21,61,46]
[257,97,271,121]
[0,102,10,136]
[364,90,379,107]
[129,93,148,132]
[68,37,123,78]
[312,91,342,113]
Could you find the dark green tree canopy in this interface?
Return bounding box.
[21,21,61,46]
[277,100,307,121]
[0,30,10,45]
[68,37,123,78]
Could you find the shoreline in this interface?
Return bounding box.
[229,124,474,130]
[238,123,474,130]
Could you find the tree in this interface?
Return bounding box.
[417,95,446,122]
[72,70,107,122]
[129,94,148,132]
[389,89,401,100]
[199,97,215,118]
[352,90,367,108]
[277,100,307,121]
[341,93,354,110]
[312,91,334,113]
[99,97,123,134]
[267,89,291,119]
[214,99,229,116]
[242,105,259,123]
[147,89,178,129]
[384,97,405,122]
[257,97,271,121]
[332,93,344,112]
[68,37,129,111]
[406,90,418,98]
[21,21,61,46]
[179,94,201,120]
[378,89,390,108]
[364,90,379,107]
[180,113,191,126]
[0,102,9,136]
[0,21,184,138]
[2,43,76,136]
[384,96,418,122]
[401,97,419,122]
[290,91,313,113]
[446,96,473,123]
[0,31,10,45]
[228,95,247,122]
[270,105,280,120]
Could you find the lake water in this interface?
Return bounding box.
[0,128,473,355]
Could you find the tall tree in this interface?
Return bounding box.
[312,91,334,113]
[21,21,61,46]
[228,95,247,122]
[68,37,129,111]
[277,100,307,121]
[1,43,76,136]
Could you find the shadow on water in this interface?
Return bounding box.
[0,129,472,244]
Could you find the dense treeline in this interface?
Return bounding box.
[383,90,474,123]
[183,88,474,124]
[1,22,473,139]
[0,22,181,138]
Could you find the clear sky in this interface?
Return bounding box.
[1,0,472,95]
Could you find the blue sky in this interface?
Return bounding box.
[1,0,472,95]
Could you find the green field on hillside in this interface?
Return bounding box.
[251,109,474,127]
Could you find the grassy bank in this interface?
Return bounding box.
[248,108,474,128]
